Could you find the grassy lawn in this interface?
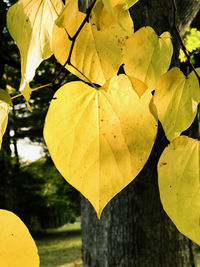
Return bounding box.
[35,223,200,267]
[35,223,82,267]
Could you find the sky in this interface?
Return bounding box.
[11,138,45,162]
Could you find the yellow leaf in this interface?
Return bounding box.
[0,209,39,266]
[126,0,139,7]
[158,136,200,245]
[0,89,12,106]
[153,67,200,141]
[128,76,148,97]
[102,0,138,12]
[7,0,64,110]
[52,0,133,85]
[55,0,86,37]
[100,0,133,29]
[0,90,11,149]
[123,27,173,91]
[44,75,157,218]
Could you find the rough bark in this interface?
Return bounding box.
[81,128,197,267]
[81,0,200,266]
[130,0,200,36]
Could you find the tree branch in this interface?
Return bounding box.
[51,0,97,88]
[11,83,52,100]
[11,0,97,100]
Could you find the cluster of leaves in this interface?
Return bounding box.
[0,0,200,264]
[179,27,200,63]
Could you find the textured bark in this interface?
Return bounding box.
[130,0,200,36]
[0,1,6,87]
[81,0,200,267]
[81,129,196,267]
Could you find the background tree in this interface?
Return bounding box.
[0,0,80,232]
[16,158,80,232]
[81,1,200,266]
[0,0,17,210]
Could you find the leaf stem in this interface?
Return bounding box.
[51,0,97,89]
[11,83,52,100]
[11,1,97,100]
[70,63,98,89]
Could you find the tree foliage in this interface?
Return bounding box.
[16,158,80,230]
[0,0,200,264]
[179,27,200,63]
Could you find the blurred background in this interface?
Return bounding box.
[1,1,82,266]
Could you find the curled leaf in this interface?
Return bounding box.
[153,67,200,141]
[7,0,64,110]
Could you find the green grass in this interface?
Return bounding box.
[36,223,200,266]
[35,223,82,267]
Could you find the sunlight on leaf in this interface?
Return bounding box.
[158,136,200,245]
[55,0,86,37]
[102,0,139,12]
[128,76,148,97]
[153,67,200,141]
[123,27,173,91]
[0,90,11,149]
[100,0,138,28]
[126,0,139,7]
[52,0,133,85]
[0,209,39,266]
[7,0,64,110]
[44,75,157,218]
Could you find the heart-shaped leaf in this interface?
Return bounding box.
[123,27,173,91]
[44,75,157,217]
[0,209,39,267]
[158,136,200,245]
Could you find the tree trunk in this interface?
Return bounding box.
[81,0,200,266]
[81,129,196,267]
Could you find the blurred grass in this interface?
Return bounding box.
[35,223,200,266]
[35,223,82,267]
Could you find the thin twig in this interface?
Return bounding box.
[11,83,52,100]
[51,0,97,88]
[171,0,200,83]
[70,63,98,89]
[11,0,97,100]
